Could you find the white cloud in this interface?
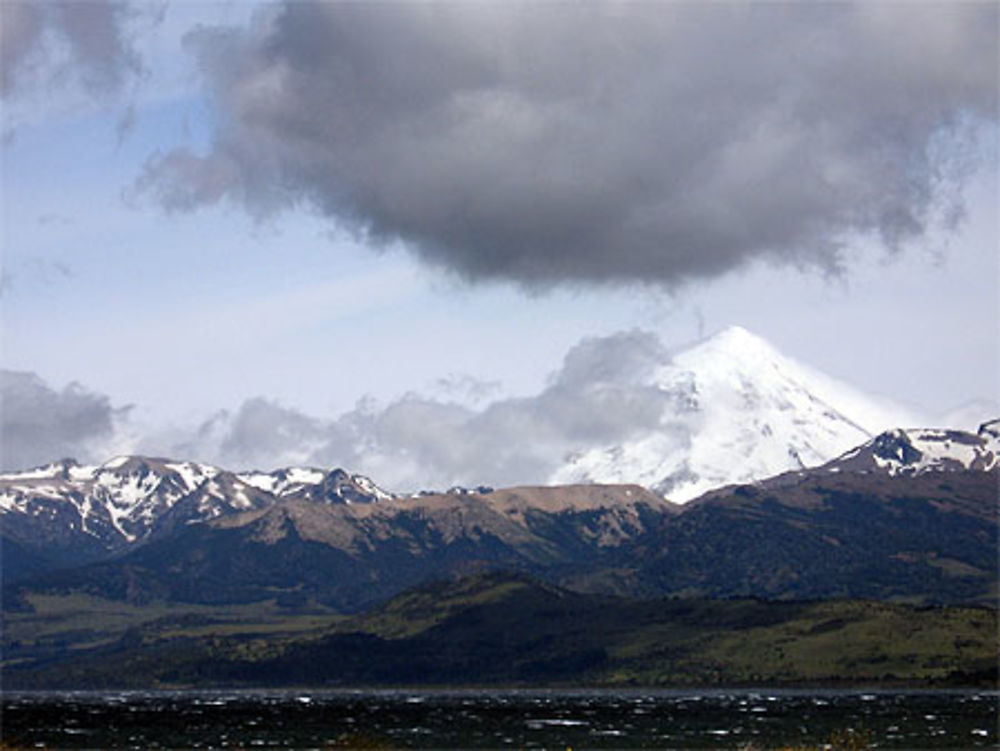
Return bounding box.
[0,370,130,470]
[146,330,678,490]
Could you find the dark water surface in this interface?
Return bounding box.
[1,688,996,749]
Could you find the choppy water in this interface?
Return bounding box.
[1,688,996,749]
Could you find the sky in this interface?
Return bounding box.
[1,1,997,488]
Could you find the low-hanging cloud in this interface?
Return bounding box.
[0,370,127,471]
[0,332,676,487]
[136,2,998,287]
[167,330,675,491]
[171,397,337,472]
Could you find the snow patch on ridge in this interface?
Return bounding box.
[828,421,1000,476]
[237,467,326,496]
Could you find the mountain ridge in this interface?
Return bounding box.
[3,422,996,609]
[0,455,396,555]
[6,414,994,579]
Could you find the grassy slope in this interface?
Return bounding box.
[3,574,996,689]
[340,575,997,686]
[2,592,343,671]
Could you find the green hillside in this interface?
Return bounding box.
[4,573,995,690]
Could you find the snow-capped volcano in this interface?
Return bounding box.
[550,326,923,502]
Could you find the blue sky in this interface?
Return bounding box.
[2,1,997,477]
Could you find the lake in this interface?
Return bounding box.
[1,688,996,749]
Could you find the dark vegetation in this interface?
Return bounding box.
[3,572,996,690]
[637,472,998,603]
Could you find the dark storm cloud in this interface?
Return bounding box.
[0,0,143,98]
[0,370,125,471]
[138,2,997,286]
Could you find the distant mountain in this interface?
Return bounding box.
[4,482,673,611]
[551,326,921,501]
[3,422,996,609]
[0,457,394,581]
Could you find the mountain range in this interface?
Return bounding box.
[3,419,996,610]
[2,324,996,613]
[0,456,395,566]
